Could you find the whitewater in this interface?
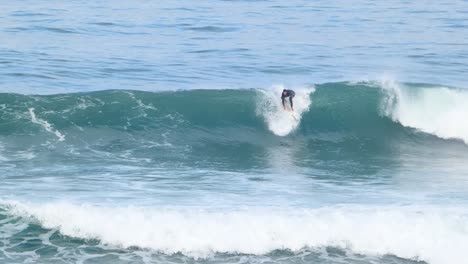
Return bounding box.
[1,1,468,264]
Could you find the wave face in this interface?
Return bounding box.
[0,82,466,164]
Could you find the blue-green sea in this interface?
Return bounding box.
[1,1,468,264]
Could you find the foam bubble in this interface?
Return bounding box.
[380,80,468,144]
[256,85,314,136]
[3,200,468,264]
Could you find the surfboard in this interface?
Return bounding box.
[291,113,298,121]
[284,106,298,121]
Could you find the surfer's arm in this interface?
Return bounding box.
[281,97,286,109]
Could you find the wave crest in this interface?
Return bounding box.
[381,80,468,144]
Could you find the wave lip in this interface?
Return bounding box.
[381,80,468,144]
[3,200,468,264]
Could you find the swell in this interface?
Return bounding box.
[0,81,467,168]
[0,82,466,140]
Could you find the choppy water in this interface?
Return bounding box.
[1,1,468,264]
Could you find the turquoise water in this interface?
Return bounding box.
[1,1,468,264]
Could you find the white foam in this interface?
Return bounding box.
[380,79,468,144]
[75,97,98,110]
[28,108,65,142]
[126,92,157,111]
[256,85,314,136]
[3,200,468,264]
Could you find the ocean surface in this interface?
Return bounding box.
[1,1,468,264]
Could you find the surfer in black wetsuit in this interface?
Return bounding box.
[281,89,295,111]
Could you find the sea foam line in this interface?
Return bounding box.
[3,201,468,264]
[28,108,65,141]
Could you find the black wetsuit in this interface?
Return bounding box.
[281,89,296,109]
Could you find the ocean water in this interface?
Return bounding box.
[1,1,468,264]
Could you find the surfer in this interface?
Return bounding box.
[281,89,295,111]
